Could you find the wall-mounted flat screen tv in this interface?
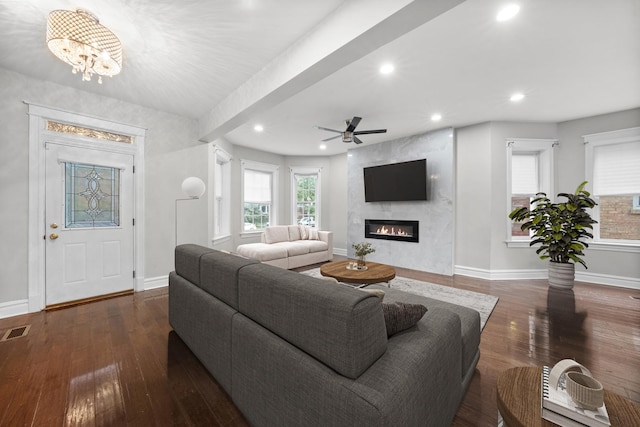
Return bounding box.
[364,159,428,202]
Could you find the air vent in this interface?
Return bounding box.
[0,325,31,342]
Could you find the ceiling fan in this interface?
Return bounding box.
[315,116,387,144]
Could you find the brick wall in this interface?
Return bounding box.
[599,196,640,240]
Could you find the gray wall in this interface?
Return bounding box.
[347,128,454,274]
[455,109,640,283]
[0,67,207,306]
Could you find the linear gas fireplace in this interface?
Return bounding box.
[365,219,419,243]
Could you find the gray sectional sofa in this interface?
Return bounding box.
[169,244,481,427]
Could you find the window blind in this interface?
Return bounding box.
[244,169,271,202]
[593,141,640,195]
[512,153,539,194]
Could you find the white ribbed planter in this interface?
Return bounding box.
[548,262,575,289]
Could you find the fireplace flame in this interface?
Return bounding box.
[375,225,408,236]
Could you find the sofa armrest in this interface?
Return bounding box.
[318,231,333,253]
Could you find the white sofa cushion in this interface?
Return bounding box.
[299,225,308,240]
[279,241,310,257]
[288,225,301,241]
[301,240,328,252]
[236,243,287,262]
[308,228,319,240]
[264,226,290,244]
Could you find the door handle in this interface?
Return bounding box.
[49,233,59,240]
[50,223,58,229]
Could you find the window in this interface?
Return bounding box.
[213,146,231,239]
[291,167,321,228]
[241,160,278,232]
[584,127,640,244]
[65,162,120,228]
[506,139,556,243]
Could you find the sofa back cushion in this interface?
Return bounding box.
[287,225,301,241]
[264,226,290,244]
[237,263,388,379]
[175,244,216,286]
[199,251,259,309]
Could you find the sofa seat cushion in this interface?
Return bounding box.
[236,243,287,262]
[277,241,310,257]
[298,239,328,253]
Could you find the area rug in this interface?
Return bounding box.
[302,268,498,331]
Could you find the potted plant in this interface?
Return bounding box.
[352,242,375,269]
[508,181,597,289]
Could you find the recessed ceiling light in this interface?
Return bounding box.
[510,92,525,102]
[253,124,264,132]
[496,4,520,21]
[319,144,327,150]
[379,63,395,75]
[431,113,442,122]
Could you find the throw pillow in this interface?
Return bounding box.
[359,288,385,301]
[299,225,309,240]
[308,227,319,240]
[382,302,427,336]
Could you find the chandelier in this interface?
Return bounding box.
[46,9,122,84]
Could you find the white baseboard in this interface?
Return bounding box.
[455,265,639,289]
[576,271,640,290]
[0,299,29,320]
[454,265,547,281]
[144,275,168,290]
[333,248,347,257]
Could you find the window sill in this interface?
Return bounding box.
[212,234,231,244]
[505,240,533,248]
[240,231,263,239]
[590,241,640,254]
[506,240,640,253]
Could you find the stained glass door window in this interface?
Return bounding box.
[65,162,120,228]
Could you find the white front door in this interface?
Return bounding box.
[45,142,135,306]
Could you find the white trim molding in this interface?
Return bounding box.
[0,300,29,320]
[455,265,639,289]
[26,102,146,313]
[144,275,169,290]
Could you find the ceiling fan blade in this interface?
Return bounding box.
[345,116,361,132]
[315,126,342,133]
[353,136,364,144]
[354,129,387,135]
[322,135,342,142]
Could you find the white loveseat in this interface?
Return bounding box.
[236,225,333,269]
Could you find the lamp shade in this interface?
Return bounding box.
[181,177,206,198]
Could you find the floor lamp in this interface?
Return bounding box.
[175,176,206,246]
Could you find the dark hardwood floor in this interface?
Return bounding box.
[1,259,638,426]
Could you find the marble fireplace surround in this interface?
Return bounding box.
[347,128,454,275]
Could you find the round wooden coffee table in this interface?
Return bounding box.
[320,260,395,287]
[496,366,640,426]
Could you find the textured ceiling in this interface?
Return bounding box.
[1,0,639,156]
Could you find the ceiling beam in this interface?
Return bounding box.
[198,0,465,143]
